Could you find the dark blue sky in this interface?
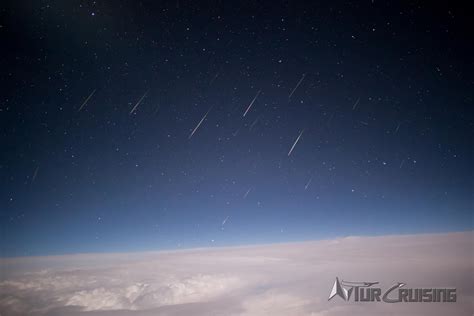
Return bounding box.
[1,1,472,256]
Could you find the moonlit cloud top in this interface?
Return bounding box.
[1,232,472,315]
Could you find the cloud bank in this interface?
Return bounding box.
[0,232,472,315]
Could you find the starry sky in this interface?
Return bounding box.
[1,1,472,257]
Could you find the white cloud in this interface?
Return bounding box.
[241,289,313,316]
[0,231,472,315]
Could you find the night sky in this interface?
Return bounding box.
[1,1,472,257]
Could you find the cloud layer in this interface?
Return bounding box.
[0,232,472,315]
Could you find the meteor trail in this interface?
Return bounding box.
[304,176,313,190]
[31,166,39,183]
[209,71,220,86]
[129,90,149,115]
[243,187,252,199]
[249,117,259,131]
[243,90,261,117]
[399,159,405,169]
[394,123,401,134]
[352,98,360,110]
[189,106,213,139]
[153,104,161,115]
[232,128,240,137]
[288,74,306,99]
[288,129,305,156]
[77,89,96,112]
[222,216,229,226]
[327,112,335,125]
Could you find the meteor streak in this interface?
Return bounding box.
[222,216,229,226]
[394,123,401,134]
[288,74,306,99]
[243,187,252,199]
[352,98,360,110]
[189,106,213,139]
[304,176,313,190]
[78,89,96,112]
[243,90,261,117]
[129,90,149,115]
[288,129,305,156]
[31,166,39,183]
